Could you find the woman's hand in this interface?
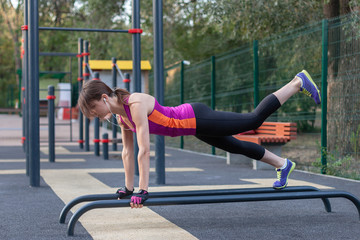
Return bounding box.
[130,190,149,208]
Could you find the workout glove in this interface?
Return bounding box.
[115,187,134,199]
[131,189,149,205]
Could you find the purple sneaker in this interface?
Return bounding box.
[273,159,296,189]
[297,70,321,104]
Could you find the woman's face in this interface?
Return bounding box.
[89,99,112,121]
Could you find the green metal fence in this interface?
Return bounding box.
[149,13,360,180]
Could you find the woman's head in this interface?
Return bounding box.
[78,80,130,119]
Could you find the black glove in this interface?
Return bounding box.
[115,187,134,199]
[131,189,149,205]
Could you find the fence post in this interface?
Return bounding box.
[211,56,216,155]
[180,61,184,149]
[48,85,55,162]
[253,40,259,108]
[321,19,328,174]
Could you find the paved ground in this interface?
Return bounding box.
[0,114,360,240]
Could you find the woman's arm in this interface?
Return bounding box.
[121,124,135,191]
[130,102,151,192]
[127,93,154,208]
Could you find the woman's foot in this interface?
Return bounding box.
[273,159,296,189]
[297,70,321,104]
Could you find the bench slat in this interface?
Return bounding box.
[233,121,297,145]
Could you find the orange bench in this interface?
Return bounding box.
[226,122,297,170]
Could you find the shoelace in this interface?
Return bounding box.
[276,169,282,181]
[301,88,312,97]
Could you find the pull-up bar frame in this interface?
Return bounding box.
[23,0,143,187]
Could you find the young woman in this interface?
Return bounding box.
[78,70,321,209]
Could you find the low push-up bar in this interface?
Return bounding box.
[59,186,331,224]
[66,189,360,236]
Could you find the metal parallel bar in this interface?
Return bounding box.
[67,190,360,236]
[39,27,128,33]
[111,58,117,151]
[59,186,330,224]
[153,0,165,184]
[39,89,72,91]
[40,71,71,75]
[28,0,40,187]
[40,52,77,57]
[84,63,95,79]
[69,56,73,142]
[114,63,126,80]
[23,0,30,176]
[132,0,141,176]
[84,41,90,152]
[39,123,71,126]
[48,85,55,163]
[78,38,84,149]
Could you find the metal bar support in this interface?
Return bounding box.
[84,41,90,151]
[66,190,360,236]
[78,38,84,149]
[111,57,118,151]
[39,27,129,33]
[153,0,165,184]
[132,0,141,176]
[59,186,330,224]
[93,72,100,156]
[48,85,55,162]
[28,0,40,187]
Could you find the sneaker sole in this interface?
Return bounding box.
[273,162,296,190]
[301,70,321,104]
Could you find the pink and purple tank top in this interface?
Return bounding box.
[117,98,196,137]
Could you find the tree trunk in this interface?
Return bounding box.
[325,0,360,156]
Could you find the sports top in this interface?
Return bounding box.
[117,97,196,137]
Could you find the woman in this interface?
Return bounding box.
[78,70,321,209]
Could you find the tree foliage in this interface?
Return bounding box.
[0,0,358,108]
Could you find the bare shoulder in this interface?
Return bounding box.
[128,93,155,115]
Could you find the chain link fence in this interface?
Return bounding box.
[149,13,360,180]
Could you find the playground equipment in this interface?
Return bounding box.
[59,186,360,236]
[21,0,143,187]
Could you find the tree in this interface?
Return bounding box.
[324,0,360,156]
[0,0,23,86]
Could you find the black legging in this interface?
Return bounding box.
[191,93,281,160]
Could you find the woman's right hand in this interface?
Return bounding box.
[116,186,134,199]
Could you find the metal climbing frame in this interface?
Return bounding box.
[63,186,360,236]
[23,0,143,187]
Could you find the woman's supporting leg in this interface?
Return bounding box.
[195,135,285,168]
[195,135,266,160]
